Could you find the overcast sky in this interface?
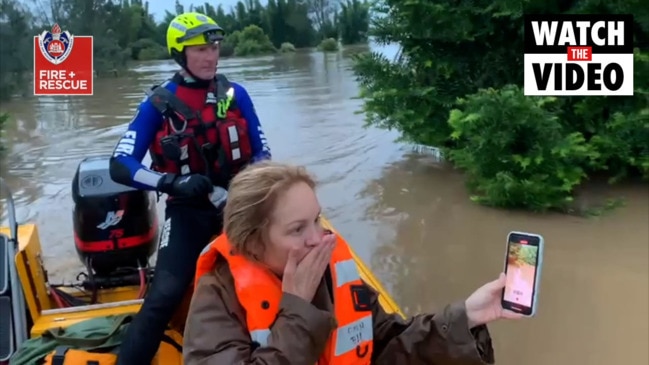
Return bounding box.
[19,0,249,23]
[148,0,249,21]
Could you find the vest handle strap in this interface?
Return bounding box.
[215,73,232,100]
[146,82,196,132]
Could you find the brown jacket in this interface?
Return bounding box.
[183,255,495,364]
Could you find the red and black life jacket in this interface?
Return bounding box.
[146,73,253,187]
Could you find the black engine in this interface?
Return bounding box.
[71,156,159,277]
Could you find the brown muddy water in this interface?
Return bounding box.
[0,45,647,364]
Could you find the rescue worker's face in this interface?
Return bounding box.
[185,43,220,80]
[263,181,325,276]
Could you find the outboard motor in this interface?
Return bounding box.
[71,156,159,277]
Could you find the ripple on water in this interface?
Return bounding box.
[2,43,646,365]
[2,47,400,277]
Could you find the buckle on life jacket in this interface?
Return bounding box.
[160,135,183,161]
[51,345,70,365]
[350,285,372,312]
[146,83,195,133]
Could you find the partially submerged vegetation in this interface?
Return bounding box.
[0,113,7,152]
[353,0,649,213]
[0,0,370,101]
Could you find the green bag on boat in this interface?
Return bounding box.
[9,313,134,365]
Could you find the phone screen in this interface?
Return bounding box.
[501,233,541,315]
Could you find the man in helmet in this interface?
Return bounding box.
[109,12,271,364]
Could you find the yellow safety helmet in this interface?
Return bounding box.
[166,12,224,63]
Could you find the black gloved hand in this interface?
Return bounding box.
[157,173,213,198]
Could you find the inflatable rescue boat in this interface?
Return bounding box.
[0,156,404,364]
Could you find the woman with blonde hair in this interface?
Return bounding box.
[183,161,521,364]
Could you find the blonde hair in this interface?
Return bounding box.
[224,160,317,259]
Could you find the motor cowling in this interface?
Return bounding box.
[71,156,159,276]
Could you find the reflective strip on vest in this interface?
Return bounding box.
[200,234,376,363]
[250,315,373,356]
[334,259,360,287]
[227,125,241,160]
[334,314,373,356]
[250,328,271,347]
[180,144,190,175]
[249,259,365,352]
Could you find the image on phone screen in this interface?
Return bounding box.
[502,233,540,315]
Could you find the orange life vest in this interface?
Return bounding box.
[147,73,253,186]
[195,233,374,364]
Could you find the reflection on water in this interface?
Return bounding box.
[362,153,648,365]
[1,44,648,364]
[0,44,403,278]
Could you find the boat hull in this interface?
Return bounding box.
[0,216,403,364]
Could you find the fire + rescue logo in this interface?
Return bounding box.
[37,23,74,65]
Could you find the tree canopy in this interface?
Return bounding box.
[353,0,649,212]
[0,0,370,100]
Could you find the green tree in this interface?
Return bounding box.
[354,0,649,212]
[266,0,315,48]
[0,0,33,100]
[0,0,370,101]
[337,0,369,45]
[233,24,276,57]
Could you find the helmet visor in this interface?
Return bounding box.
[176,24,225,44]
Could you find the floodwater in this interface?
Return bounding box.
[1,45,647,364]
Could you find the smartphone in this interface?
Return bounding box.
[501,231,544,317]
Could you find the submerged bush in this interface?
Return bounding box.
[318,38,339,52]
[354,0,649,211]
[279,42,296,53]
